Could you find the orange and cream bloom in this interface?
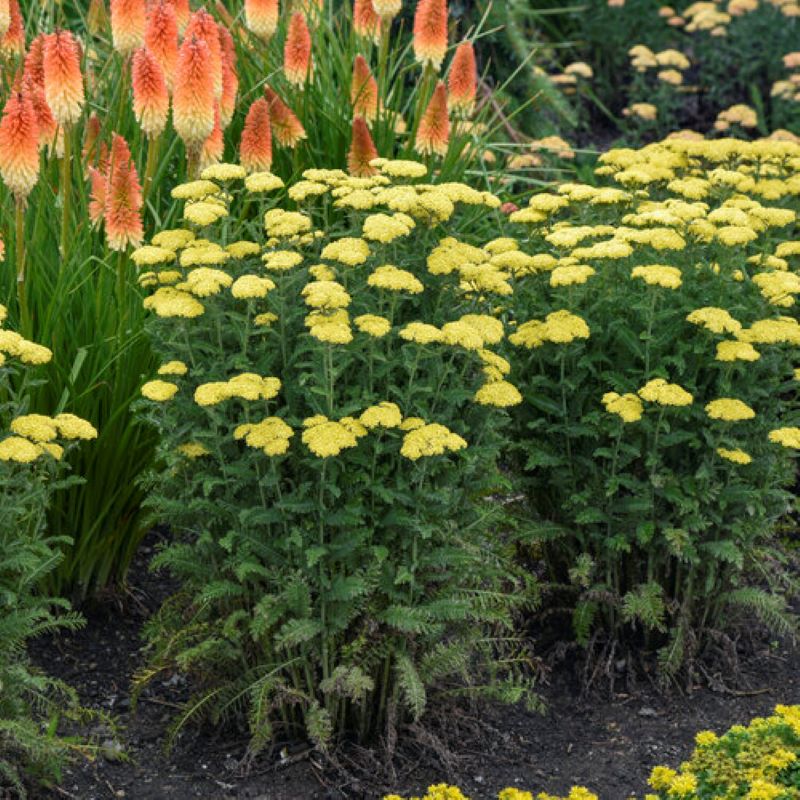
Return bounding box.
[167,0,191,32]
[105,134,143,251]
[415,80,449,156]
[173,35,216,148]
[373,0,402,19]
[110,0,147,56]
[199,106,224,171]
[413,0,448,70]
[145,0,179,92]
[1,0,24,57]
[185,9,223,99]
[351,55,379,122]
[43,30,85,126]
[353,0,380,41]
[132,48,169,138]
[448,41,477,114]
[348,116,378,177]
[245,0,280,40]
[0,91,40,201]
[284,11,313,86]
[219,25,239,128]
[240,98,273,173]
[265,86,307,147]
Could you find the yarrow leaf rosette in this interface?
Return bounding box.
[136,159,534,751]
[503,135,800,677]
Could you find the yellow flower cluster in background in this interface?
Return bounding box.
[0,305,97,464]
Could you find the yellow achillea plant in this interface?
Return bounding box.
[503,136,800,677]
[136,160,535,752]
[646,705,800,800]
[0,304,99,792]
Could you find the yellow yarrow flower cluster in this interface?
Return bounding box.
[321,237,371,266]
[368,265,424,294]
[234,417,294,456]
[705,398,756,421]
[141,380,180,402]
[359,402,403,429]
[631,264,683,289]
[769,427,800,448]
[509,311,590,348]
[686,307,742,335]
[143,288,205,319]
[363,213,415,243]
[0,329,53,365]
[400,423,467,460]
[638,378,693,406]
[302,416,359,457]
[194,374,281,406]
[602,391,645,422]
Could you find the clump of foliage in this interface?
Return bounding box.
[0,305,99,796]
[646,704,800,799]
[501,136,800,677]
[1,0,513,598]
[135,159,536,752]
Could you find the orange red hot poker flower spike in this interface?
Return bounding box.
[245,0,280,41]
[351,55,379,122]
[265,86,307,147]
[104,134,143,252]
[110,0,147,57]
[240,97,273,173]
[415,80,449,157]
[43,30,85,127]
[448,41,477,115]
[413,0,448,71]
[0,90,40,203]
[353,0,380,42]
[348,115,378,177]
[173,35,216,154]
[284,11,313,87]
[145,0,179,93]
[132,48,169,139]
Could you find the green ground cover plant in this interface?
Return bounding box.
[0,305,99,795]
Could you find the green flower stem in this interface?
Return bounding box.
[15,198,28,334]
[142,133,161,209]
[60,125,72,262]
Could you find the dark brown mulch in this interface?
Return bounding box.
[28,532,800,800]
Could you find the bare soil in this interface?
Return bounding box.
[28,532,800,800]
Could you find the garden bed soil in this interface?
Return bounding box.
[30,532,800,800]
